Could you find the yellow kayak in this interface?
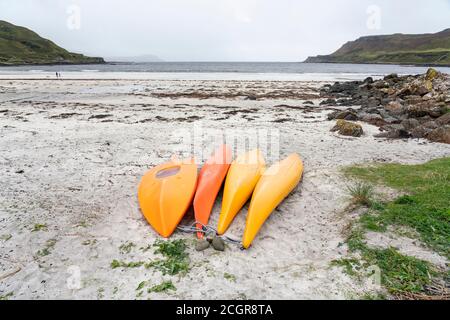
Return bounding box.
[242,153,303,249]
[217,149,265,235]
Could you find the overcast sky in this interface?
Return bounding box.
[0,0,449,61]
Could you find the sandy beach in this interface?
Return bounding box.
[1,75,449,300]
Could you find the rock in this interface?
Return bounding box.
[436,113,450,126]
[320,98,337,106]
[383,116,402,124]
[384,73,399,81]
[384,101,405,115]
[363,77,374,84]
[195,239,210,251]
[425,68,438,81]
[327,109,358,121]
[211,237,225,251]
[365,97,381,108]
[426,126,450,144]
[330,120,363,137]
[422,93,433,101]
[407,102,445,118]
[375,127,410,139]
[374,81,390,89]
[422,120,438,130]
[411,80,432,96]
[303,101,314,105]
[360,113,384,126]
[405,96,425,105]
[397,87,413,98]
[401,118,420,131]
[411,125,431,139]
[328,81,361,94]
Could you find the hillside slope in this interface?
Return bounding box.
[0,20,104,65]
[305,29,450,66]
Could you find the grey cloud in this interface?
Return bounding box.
[0,0,449,61]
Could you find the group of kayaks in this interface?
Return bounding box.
[137,145,304,249]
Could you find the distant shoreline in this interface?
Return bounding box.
[1,61,450,68]
[303,60,450,68]
[0,61,107,67]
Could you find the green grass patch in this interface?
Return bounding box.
[32,223,47,232]
[361,293,387,300]
[110,260,144,269]
[0,292,14,300]
[0,234,12,241]
[110,239,190,276]
[224,272,237,282]
[330,258,362,277]
[147,281,176,293]
[344,158,450,258]
[341,229,437,294]
[35,239,57,257]
[119,241,136,254]
[145,239,190,275]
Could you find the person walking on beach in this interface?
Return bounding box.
[56,72,58,79]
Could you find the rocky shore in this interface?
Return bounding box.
[321,68,450,144]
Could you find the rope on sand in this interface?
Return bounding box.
[177,221,242,246]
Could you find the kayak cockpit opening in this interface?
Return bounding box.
[155,166,181,179]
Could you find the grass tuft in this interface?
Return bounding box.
[32,223,47,232]
[110,260,144,269]
[119,241,136,254]
[147,281,176,293]
[346,182,374,207]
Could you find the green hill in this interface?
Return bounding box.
[305,29,450,66]
[0,20,104,65]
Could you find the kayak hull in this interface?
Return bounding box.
[138,158,197,238]
[242,153,303,249]
[194,145,232,238]
[217,149,265,235]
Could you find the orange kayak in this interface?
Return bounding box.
[194,145,233,238]
[138,158,197,238]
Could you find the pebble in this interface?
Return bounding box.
[195,239,210,251]
[212,237,225,251]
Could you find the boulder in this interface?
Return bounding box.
[360,113,385,126]
[407,102,445,118]
[330,120,364,137]
[374,81,390,89]
[384,73,399,81]
[329,110,358,121]
[436,113,450,126]
[422,120,438,130]
[410,80,432,96]
[411,125,429,139]
[385,101,405,115]
[375,128,410,139]
[425,68,438,81]
[363,77,374,84]
[401,118,420,131]
[426,126,450,144]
